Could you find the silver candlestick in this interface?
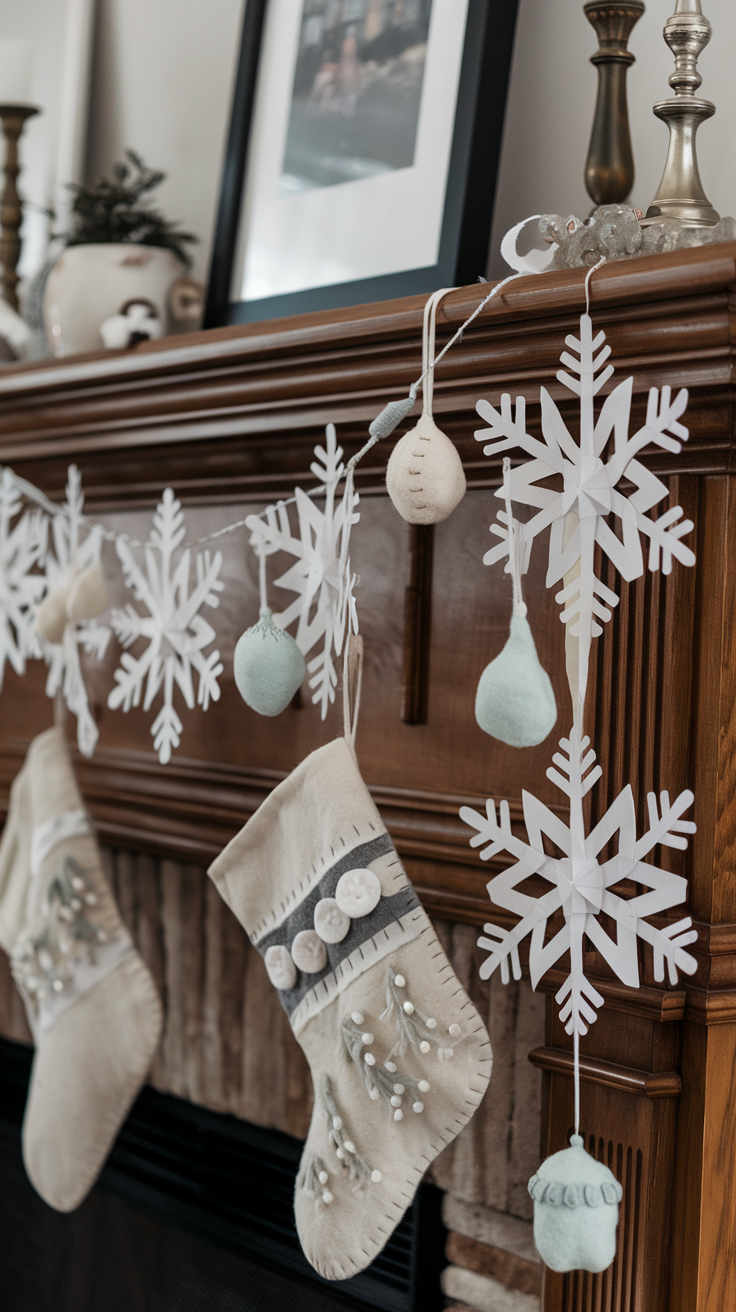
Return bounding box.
[644,0,718,227]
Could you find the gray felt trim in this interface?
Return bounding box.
[256,833,421,1018]
[290,906,425,1035]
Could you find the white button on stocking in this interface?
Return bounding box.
[314,897,351,943]
[264,945,297,990]
[291,929,328,974]
[334,867,381,918]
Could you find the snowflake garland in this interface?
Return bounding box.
[108,489,224,764]
[246,424,360,719]
[0,467,47,691]
[463,300,700,1136]
[461,726,698,1037]
[475,312,696,704]
[41,467,110,758]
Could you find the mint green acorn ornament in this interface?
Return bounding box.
[475,458,557,747]
[234,606,305,716]
[528,1134,622,1273]
[234,547,305,716]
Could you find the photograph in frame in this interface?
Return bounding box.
[281,0,433,194]
[205,0,519,326]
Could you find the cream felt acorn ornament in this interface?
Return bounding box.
[475,458,556,747]
[36,566,108,644]
[386,288,466,524]
[233,545,305,716]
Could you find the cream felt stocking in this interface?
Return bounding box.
[0,726,162,1211]
[208,638,492,1280]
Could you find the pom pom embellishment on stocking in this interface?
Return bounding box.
[341,1016,425,1117]
[475,457,556,747]
[386,288,466,524]
[12,854,111,1011]
[381,965,463,1061]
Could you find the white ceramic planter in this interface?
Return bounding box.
[43,243,183,357]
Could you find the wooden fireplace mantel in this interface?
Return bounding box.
[1,244,736,1311]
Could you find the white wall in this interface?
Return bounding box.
[488,0,736,277]
[0,0,78,280]
[85,0,244,283]
[3,0,736,295]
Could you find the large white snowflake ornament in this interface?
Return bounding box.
[0,467,47,690]
[40,466,110,757]
[475,313,696,701]
[246,424,360,718]
[461,726,698,1037]
[108,489,224,764]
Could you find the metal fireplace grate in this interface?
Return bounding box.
[0,1036,445,1312]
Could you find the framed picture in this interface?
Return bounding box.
[205,0,519,326]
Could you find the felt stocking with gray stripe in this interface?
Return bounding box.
[208,638,492,1280]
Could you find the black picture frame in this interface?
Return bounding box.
[204,0,520,328]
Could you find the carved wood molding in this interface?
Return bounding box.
[0,246,734,510]
[0,736,535,925]
[528,1046,682,1098]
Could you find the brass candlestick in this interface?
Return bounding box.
[644,0,718,226]
[584,1,645,206]
[0,104,39,311]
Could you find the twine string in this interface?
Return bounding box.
[584,255,606,315]
[502,456,527,618]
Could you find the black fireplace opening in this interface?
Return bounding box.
[0,1036,446,1312]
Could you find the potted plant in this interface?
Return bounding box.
[44,151,198,357]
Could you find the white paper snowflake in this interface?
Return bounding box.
[246,424,360,718]
[41,467,110,758]
[0,467,47,690]
[108,488,224,764]
[460,726,698,1037]
[475,312,696,703]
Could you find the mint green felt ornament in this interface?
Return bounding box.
[475,610,557,747]
[234,606,305,717]
[528,1134,622,1273]
[475,458,557,747]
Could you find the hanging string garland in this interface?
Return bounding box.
[461,259,698,1274]
[0,223,547,758]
